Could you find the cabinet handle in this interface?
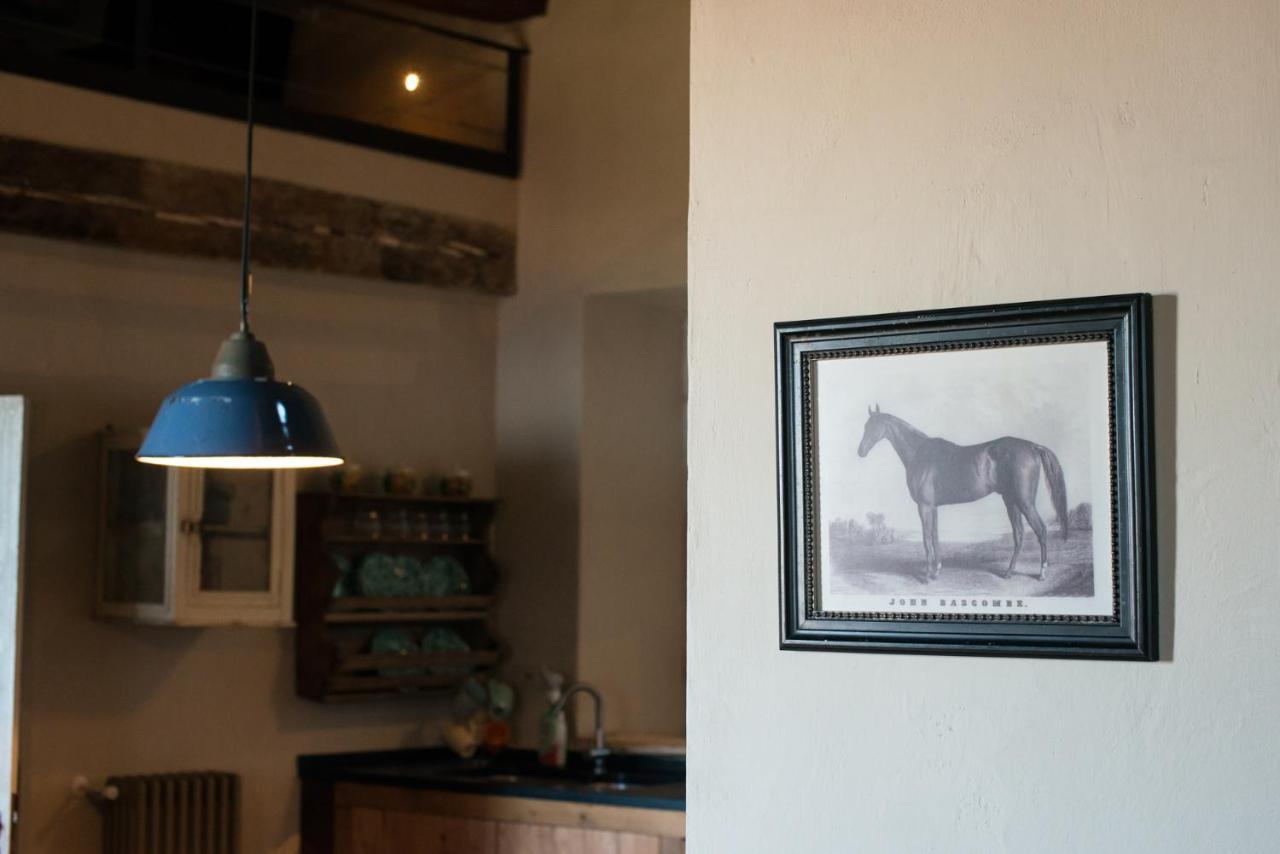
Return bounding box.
[180,519,203,535]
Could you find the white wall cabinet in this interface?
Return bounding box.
[95,429,294,626]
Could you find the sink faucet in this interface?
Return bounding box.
[549,682,610,776]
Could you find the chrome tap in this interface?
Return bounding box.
[549,682,610,776]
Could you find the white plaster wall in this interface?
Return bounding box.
[688,1,1279,851]
[495,0,688,739]
[0,75,507,854]
[0,397,25,854]
[579,290,687,737]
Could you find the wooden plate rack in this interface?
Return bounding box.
[294,492,505,702]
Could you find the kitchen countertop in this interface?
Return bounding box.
[297,747,686,811]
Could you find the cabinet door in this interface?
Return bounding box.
[96,433,180,622]
[336,808,497,854]
[379,811,497,854]
[336,806,384,854]
[173,468,295,625]
[196,469,275,592]
[495,823,661,854]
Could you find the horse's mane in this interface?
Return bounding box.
[880,412,930,442]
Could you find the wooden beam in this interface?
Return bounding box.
[394,0,549,22]
[0,135,516,296]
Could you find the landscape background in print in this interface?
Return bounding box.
[814,340,1116,618]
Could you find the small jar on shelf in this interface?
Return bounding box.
[429,510,453,542]
[450,509,473,541]
[412,509,434,541]
[352,506,382,540]
[385,507,413,541]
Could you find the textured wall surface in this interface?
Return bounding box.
[495,0,689,739]
[579,290,687,737]
[687,1,1279,851]
[0,73,507,854]
[0,397,24,854]
[0,73,516,228]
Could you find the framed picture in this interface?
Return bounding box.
[775,293,1157,660]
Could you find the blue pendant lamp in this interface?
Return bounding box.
[138,0,342,470]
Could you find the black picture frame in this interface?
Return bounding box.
[775,293,1157,660]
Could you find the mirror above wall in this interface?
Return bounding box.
[0,0,531,174]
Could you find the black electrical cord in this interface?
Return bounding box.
[239,0,258,334]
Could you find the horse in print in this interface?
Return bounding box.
[856,405,1069,581]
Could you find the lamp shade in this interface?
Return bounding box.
[135,4,340,471]
[137,377,342,469]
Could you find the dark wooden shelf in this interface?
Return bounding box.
[294,493,505,703]
[324,609,491,624]
[307,492,499,506]
[317,686,484,703]
[321,535,487,546]
[328,595,494,613]
[318,648,502,700]
[337,648,501,673]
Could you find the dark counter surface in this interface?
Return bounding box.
[298,747,686,811]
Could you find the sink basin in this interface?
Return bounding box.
[440,763,678,792]
[462,772,525,784]
[298,747,686,811]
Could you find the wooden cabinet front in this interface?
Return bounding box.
[495,821,680,854]
[340,808,497,854]
[326,785,684,854]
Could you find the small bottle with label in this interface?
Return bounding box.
[537,670,568,769]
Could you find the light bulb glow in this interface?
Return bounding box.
[404,72,420,92]
[137,455,344,470]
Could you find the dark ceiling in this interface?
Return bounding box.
[395,0,547,22]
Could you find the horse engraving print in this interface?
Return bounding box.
[855,405,1069,582]
[812,335,1114,618]
[779,295,1155,657]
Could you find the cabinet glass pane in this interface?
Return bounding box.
[199,471,272,592]
[102,449,166,604]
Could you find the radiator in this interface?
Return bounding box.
[102,772,239,854]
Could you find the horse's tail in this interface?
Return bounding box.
[1036,445,1069,540]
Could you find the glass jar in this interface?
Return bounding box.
[385,507,413,541]
[353,507,382,540]
[450,509,473,541]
